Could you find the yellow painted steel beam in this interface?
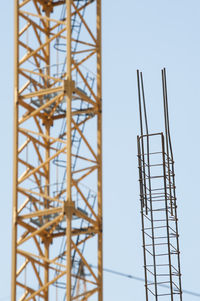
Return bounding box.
[12,0,102,300]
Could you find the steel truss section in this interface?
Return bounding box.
[137,69,182,301]
[12,0,102,300]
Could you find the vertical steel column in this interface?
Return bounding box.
[66,1,72,300]
[44,122,50,301]
[44,10,51,301]
[11,1,19,300]
[97,1,103,300]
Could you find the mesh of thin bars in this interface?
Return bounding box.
[137,133,182,300]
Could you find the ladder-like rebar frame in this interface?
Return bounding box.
[137,69,182,301]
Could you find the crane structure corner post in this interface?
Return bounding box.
[12,0,102,300]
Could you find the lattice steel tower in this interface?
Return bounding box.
[12,0,102,300]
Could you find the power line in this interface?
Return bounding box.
[90,265,200,298]
[1,266,199,300]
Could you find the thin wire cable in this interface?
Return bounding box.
[89,265,200,298]
[1,266,200,300]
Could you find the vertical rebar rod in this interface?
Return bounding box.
[137,70,158,299]
[137,70,144,138]
[140,73,149,136]
[140,72,149,214]
[137,136,149,301]
[145,136,158,300]
[163,68,173,160]
[163,68,176,214]
[163,68,183,300]
[162,69,173,216]
[137,70,147,212]
[161,134,174,300]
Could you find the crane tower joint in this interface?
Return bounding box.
[63,79,75,95]
[64,200,75,218]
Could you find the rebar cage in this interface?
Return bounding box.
[137,69,182,301]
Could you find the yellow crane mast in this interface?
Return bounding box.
[12,0,102,300]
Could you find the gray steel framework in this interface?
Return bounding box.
[137,69,183,301]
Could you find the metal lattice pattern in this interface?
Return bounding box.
[12,0,102,300]
[137,69,182,301]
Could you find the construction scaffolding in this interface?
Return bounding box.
[137,69,183,300]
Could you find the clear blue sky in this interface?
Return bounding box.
[1,0,200,300]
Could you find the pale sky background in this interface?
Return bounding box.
[1,0,200,300]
